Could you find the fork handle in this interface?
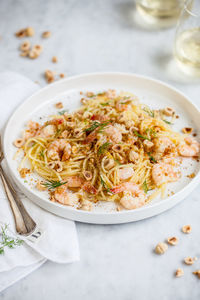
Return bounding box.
[0,165,36,235]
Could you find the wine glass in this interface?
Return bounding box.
[135,0,186,28]
[174,0,200,76]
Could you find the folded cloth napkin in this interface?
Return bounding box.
[0,72,80,292]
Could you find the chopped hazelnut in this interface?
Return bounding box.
[112,144,123,153]
[36,181,47,191]
[80,200,92,211]
[52,56,58,63]
[42,31,51,38]
[45,70,54,83]
[13,138,24,148]
[26,27,35,37]
[59,73,65,78]
[55,102,63,109]
[193,270,200,279]
[182,127,193,134]
[15,28,27,38]
[32,44,43,54]
[184,256,195,265]
[83,171,92,181]
[143,140,154,149]
[28,49,39,59]
[86,92,94,98]
[175,268,184,278]
[19,168,30,178]
[20,40,31,52]
[182,225,192,234]
[155,242,168,254]
[167,236,179,246]
[163,107,175,116]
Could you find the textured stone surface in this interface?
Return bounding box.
[0,0,200,299]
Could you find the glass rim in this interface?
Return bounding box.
[184,0,200,18]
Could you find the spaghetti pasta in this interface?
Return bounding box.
[14,90,199,211]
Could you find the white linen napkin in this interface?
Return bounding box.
[0,72,80,292]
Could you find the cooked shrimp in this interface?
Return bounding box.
[47,139,71,161]
[120,191,146,210]
[38,124,56,138]
[83,129,98,144]
[178,136,199,157]
[105,125,122,143]
[153,137,174,154]
[91,114,108,122]
[152,162,179,186]
[54,185,78,206]
[111,182,142,194]
[110,182,146,209]
[118,167,134,180]
[66,176,97,194]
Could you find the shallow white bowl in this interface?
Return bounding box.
[3,72,200,224]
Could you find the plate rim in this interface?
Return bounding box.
[3,72,200,220]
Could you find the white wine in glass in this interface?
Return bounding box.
[174,0,200,76]
[136,0,186,28]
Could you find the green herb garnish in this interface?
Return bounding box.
[100,102,110,106]
[0,224,23,255]
[147,152,157,163]
[58,110,68,115]
[142,180,148,194]
[100,176,113,194]
[40,150,45,158]
[84,121,110,134]
[55,129,61,137]
[134,131,151,141]
[143,107,154,118]
[114,159,122,165]
[43,180,68,190]
[145,128,157,137]
[98,142,112,155]
[163,120,173,125]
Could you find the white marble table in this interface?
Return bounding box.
[0,0,200,299]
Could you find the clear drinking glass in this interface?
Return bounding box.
[135,0,186,28]
[174,0,200,76]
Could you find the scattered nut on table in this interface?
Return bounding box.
[167,236,179,246]
[175,268,184,278]
[193,270,200,279]
[182,225,192,234]
[184,256,195,265]
[155,242,168,254]
[42,31,51,38]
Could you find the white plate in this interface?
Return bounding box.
[3,72,200,224]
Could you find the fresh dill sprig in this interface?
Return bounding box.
[100,176,113,194]
[147,152,157,163]
[43,180,68,190]
[100,102,110,106]
[163,119,173,125]
[58,110,68,115]
[40,150,45,158]
[134,131,151,141]
[142,180,148,194]
[114,159,122,165]
[145,128,157,137]
[143,107,154,118]
[98,121,110,133]
[84,121,110,134]
[98,142,112,155]
[0,224,23,255]
[83,121,101,133]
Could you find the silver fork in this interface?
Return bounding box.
[0,137,42,242]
